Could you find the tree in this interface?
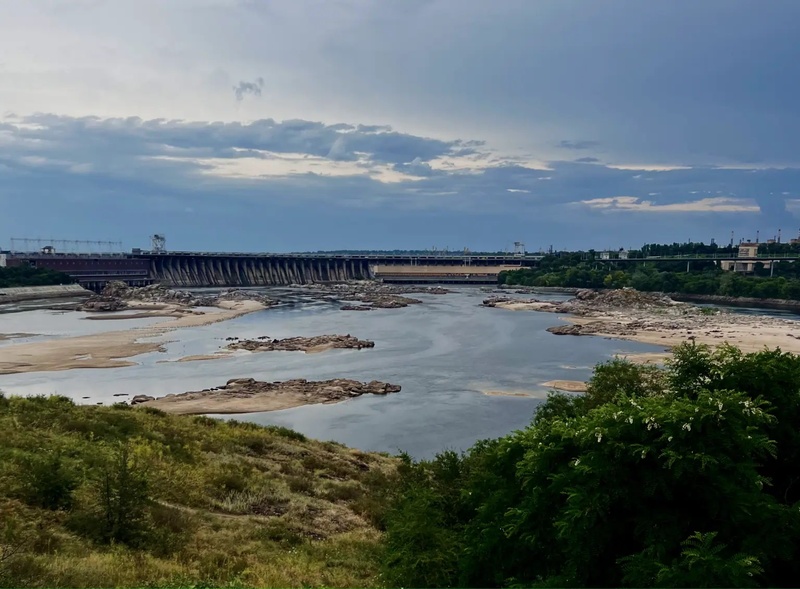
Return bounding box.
[99,442,150,546]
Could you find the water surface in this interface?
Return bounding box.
[0,287,665,458]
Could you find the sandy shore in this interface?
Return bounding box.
[0,300,265,375]
[541,379,588,392]
[486,289,800,369]
[556,313,800,364]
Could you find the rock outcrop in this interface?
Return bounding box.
[483,288,688,316]
[546,324,589,336]
[77,281,275,312]
[135,377,402,414]
[300,282,445,310]
[227,334,375,352]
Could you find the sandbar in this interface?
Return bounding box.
[0,333,37,342]
[0,300,265,375]
[541,380,588,392]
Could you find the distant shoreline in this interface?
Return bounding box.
[669,293,800,313]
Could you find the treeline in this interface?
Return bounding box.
[638,241,737,257]
[0,266,73,288]
[500,255,800,300]
[383,344,800,587]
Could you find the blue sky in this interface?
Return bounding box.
[1,0,799,252]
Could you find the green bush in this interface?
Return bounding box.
[18,452,77,511]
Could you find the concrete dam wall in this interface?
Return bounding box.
[147,254,373,287]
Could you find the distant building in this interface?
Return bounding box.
[720,242,771,273]
[599,248,628,260]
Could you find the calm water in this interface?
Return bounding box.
[0,287,665,458]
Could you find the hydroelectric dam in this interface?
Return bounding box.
[2,249,543,289]
[143,252,540,287]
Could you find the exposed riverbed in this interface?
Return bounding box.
[0,287,671,458]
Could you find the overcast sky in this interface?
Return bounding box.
[2,0,799,252]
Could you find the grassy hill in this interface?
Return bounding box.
[0,395,397,588]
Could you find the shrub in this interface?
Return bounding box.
[19,452,76,511]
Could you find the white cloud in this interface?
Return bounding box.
[607,164,692,172]
[579,196,760,213]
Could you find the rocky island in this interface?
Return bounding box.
[297,282,448,310]
[134,377,402,414]
[226,334,375,353]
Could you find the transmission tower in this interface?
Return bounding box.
[151,234,167,253]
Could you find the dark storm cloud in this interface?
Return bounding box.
[233,77,264,101]
[7,114,461,165]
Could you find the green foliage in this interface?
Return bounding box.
[383,344,800,587]
[621,531,764,588]
[18,452,77,511]
[98,443,151,546]
[0,266,73,288]
[585,358,666,409]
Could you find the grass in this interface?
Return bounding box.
[0,394,398,588]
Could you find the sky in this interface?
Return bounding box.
[2,0,800,253]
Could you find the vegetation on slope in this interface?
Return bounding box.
[0,397,397,588]
[0,266,74,288]
[500,253,800,300]
[383,344,800,587]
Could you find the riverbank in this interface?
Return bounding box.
[0,299,265,375]
[0,283,91,303]
[485,288,800,364]
[670,292,800,313]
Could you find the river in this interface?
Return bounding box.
[0,287,665,458]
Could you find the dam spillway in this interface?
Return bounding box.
[145,254,374,287]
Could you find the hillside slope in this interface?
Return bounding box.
[0,395,397,588]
